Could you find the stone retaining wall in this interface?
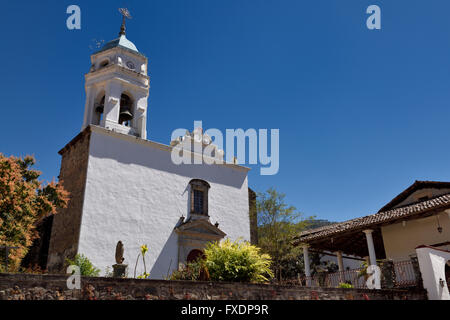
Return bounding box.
[0,273,427,300]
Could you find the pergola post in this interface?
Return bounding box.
[363,229,377,266]
[335,251,344,271]
[335,251,344,283]
[302,244,311,286]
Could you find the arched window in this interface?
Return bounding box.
[189,179,210,216]
[119,94,133,126]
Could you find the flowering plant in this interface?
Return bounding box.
[134,244,149,278]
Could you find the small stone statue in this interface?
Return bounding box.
[115,241,125,264]
[113,241,127,278]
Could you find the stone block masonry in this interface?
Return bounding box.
[0,274,427,300]
[47,128,92,273]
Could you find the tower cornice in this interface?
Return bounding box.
[91,45,147,62]
[85,65,149,90]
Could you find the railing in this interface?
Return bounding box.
[297,269,367,289]
[392,260,418,287]
[274,259,420,289]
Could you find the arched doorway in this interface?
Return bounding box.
[187,249,205,263]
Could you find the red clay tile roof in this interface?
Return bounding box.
[378,180,450,212]
[294,193,450,243]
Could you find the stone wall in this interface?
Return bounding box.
[47,128,92,273]
[0,273,427,300]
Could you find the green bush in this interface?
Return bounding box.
[338,282,354,289]
[169,260,204,281]
[204,239,273,283]
[66,254,100,277]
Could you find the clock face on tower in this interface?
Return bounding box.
[126,61,135,70]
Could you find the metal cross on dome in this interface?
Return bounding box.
[118,8,132,36]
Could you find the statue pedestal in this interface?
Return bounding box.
[112,264,128,278]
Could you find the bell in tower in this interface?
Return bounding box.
[119,94,133,126]
[81,8,149,139]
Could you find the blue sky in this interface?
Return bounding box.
[2,0,450,222]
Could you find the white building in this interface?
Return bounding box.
[295,180,450,294]
[47,18,252,279]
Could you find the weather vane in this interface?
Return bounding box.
[118,8,132,36]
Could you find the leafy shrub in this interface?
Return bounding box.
[338,282,354,289]
[169,260,204,281]
[20,264,47,274]
[204,239,273,283]
[66,254,100,276]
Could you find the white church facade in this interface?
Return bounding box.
[47,19,254,278]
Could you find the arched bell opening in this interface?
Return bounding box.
[119,93,133,127]
[92,94,105,125]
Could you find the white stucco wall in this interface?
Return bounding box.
[416,246,450,300]
[77,127,250,278]
[381,211,450,261]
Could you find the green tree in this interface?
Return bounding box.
[0,154,69,271]
[256,187,319,280]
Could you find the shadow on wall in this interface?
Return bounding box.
[149,230,178,280]
[89,131,248,189]
[416,245,450,300]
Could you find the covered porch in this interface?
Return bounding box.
[293,191,450,289]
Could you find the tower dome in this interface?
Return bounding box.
[97,34,139,54]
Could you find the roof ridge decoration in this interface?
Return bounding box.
[170,127,225,161]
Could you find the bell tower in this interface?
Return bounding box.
[81,8,149,139]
